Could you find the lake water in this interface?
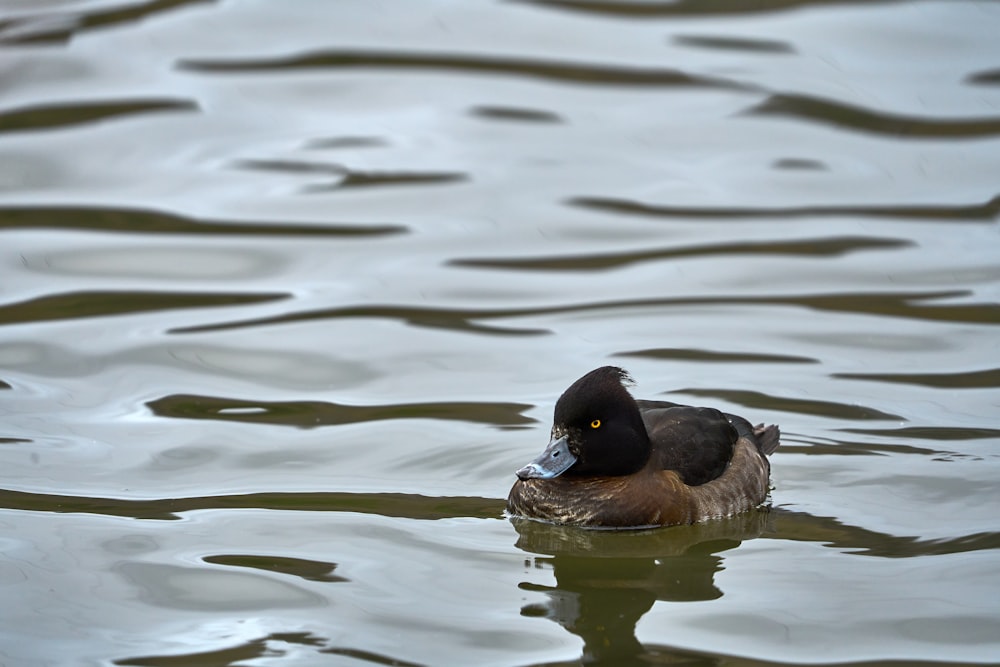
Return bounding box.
[2,1,999,665]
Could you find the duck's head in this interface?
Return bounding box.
[516,366,651,481]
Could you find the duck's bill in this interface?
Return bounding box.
[515,435,576,480]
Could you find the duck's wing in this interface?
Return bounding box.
[636,401,736,486]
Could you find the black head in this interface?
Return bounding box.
[541,366,651,478]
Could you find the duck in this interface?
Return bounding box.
[506,366,780,529]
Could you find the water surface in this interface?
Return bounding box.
[2,1,999,665]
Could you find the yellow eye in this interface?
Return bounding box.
[590,419,601,429]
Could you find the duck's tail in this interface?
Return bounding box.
[753,424,781,456]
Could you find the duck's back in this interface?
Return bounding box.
[635,400,737,486]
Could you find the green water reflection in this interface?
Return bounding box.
[512,513,767,664]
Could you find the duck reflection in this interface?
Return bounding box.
[512,510,770,665]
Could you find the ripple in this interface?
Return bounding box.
[114,633,346,667]
[834,368,1000,389]
[0,99,198,134]
[304,136,388,150]
[171,303,552,336]
[840,426,1000,441]
[178,50,751,91]
[0,488,505,521]
[171,290,1000,337]
[514,0,936,18]
[776,438,943,458]
[450,236,910,272]
[673,35,795,54]
[0,0,217,45]
[320,648,425,667]
[202,555,347,583]
[117,636,426,667]
[775,433,981,459]
[146,393,535,428]
[674,388,904,421]
[0,205,408,237]
[966,68,1000,86]
[771,508,1000,558]
[570,193,1000,222]
[616,347,818,365]
[234,159,468,192]
[772,157,827,170]
[745,93,1000,139]
[0,290,287,327]
[468,105,563,123]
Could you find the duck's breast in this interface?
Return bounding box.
[507,470,696,528]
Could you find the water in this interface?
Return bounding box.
[2,0,999,665]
